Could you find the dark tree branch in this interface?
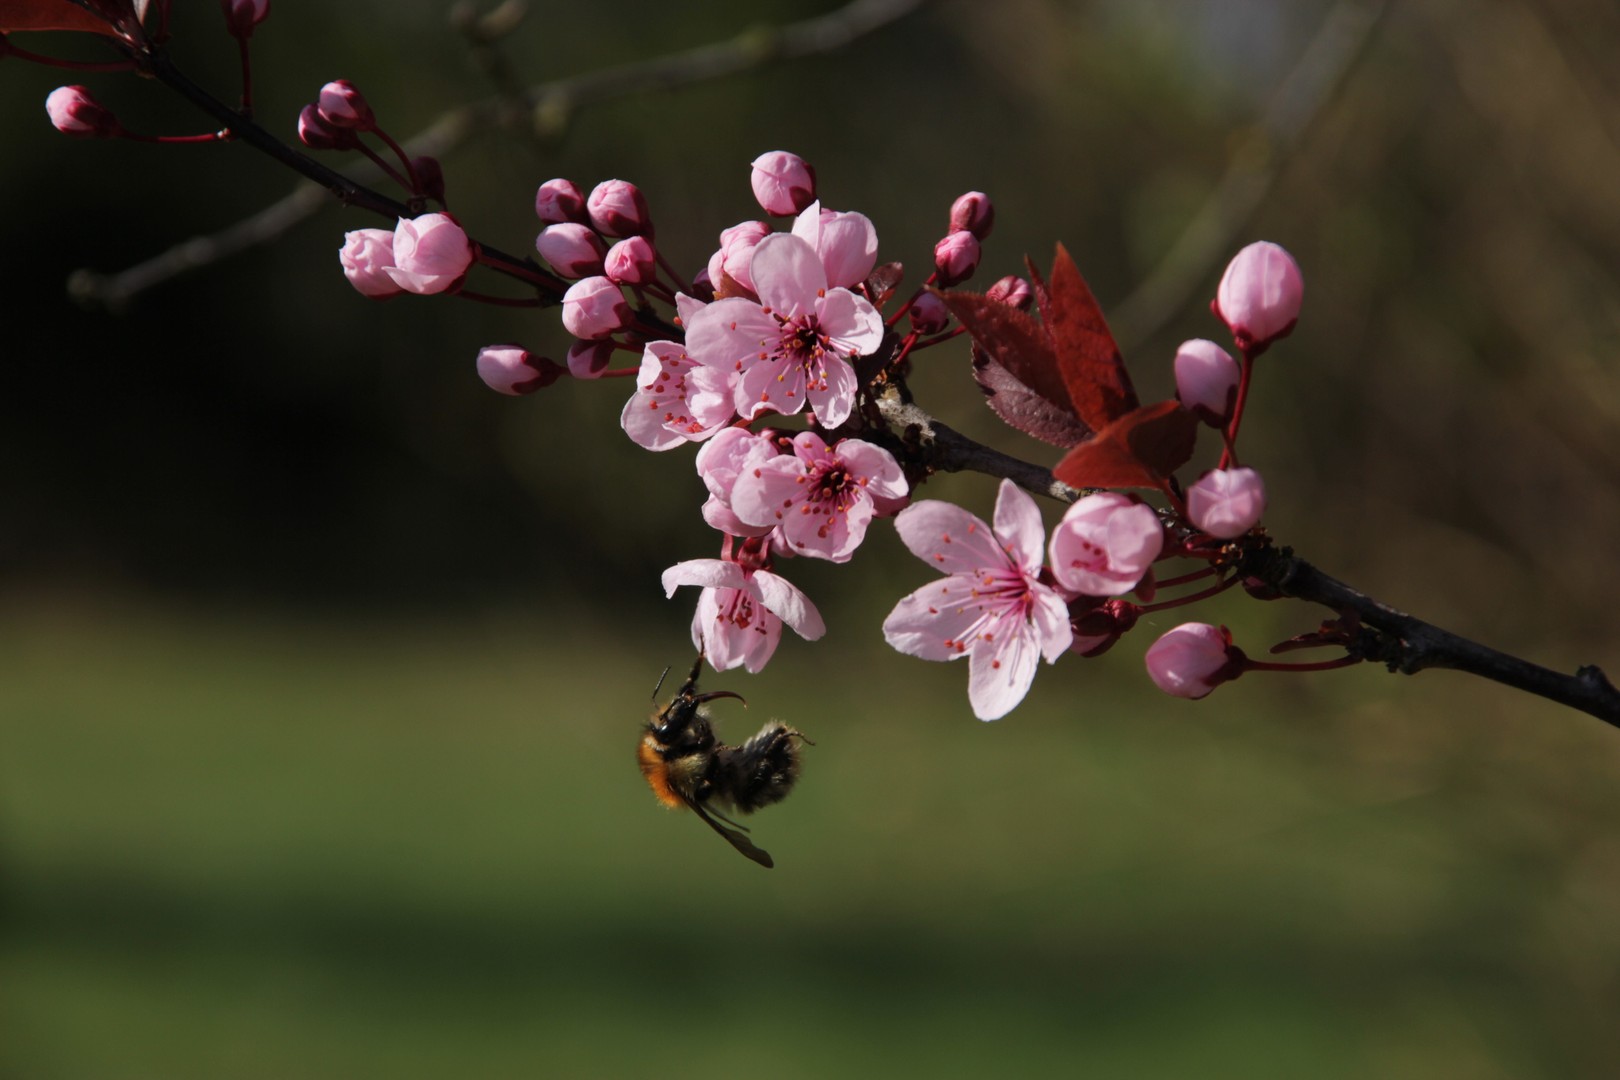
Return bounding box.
[878,391,1620,729]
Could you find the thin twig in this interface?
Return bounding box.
[68,0,933,310]
[1107,0,1391,352]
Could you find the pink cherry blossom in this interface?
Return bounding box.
[883,480,1073,721]
[560,276,630,339]
[791,201,879,289]
[385,213,473,295]
[1187,467,1267,539]
[695,428,778,538]
[1144,622,1240,699]
[662,558,826,673]
[1173,339,1240,424]
[604,236,656,285]
[586,179,652,237]
[1215,241,1303,352]
[730,432,907,563]
[619,340,736,451]
[750,151,817,216]
[339,228,401,299]
[1048,492,1163,597]
[684,233,882,430]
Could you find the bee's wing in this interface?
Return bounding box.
[683,796,775,869]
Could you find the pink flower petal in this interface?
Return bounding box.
[882,576,987,661]
[661,559,744,596]
[967,617,1041,721]
[750,234,825,319]
[753,569,826,640]
[991,479,1045,573]
[892,500,1008,575]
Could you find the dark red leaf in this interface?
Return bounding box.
[1044,243,1137,431]
[1053,400,1197,491]
[970,344,1092,447]
[0,0,117,33]
[938,289,1078,429]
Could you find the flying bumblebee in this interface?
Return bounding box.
[637,655,810,869]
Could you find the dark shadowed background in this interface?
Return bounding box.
[4,1,1620,1076]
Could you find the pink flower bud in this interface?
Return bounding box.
[410,155,446,204]
[709,220,770,293]
[986,274,1032,310]
[1049,493,1163,597]
[338,228,402,299]
[535,178,587,224]
[1173,339,1239,425]
[316,79,374,130]
[45,85,119,138]
[566,339,614,379]
[604,236,656,286]
[750,150,817,216]
[1214,241,1303,353]
[948,191,995,240]
[560,276,630,339]
[384,213,474,295]
[908,292,950,335]
[1187,467,1267,539]
[933,231,981,287]
[535,222,606,279]
[1144,623,1241,699]
[221,0,269,37]
[297,104,357,151]
[586,179,652,237]
[476,345,564,396]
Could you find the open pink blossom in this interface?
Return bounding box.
[730,432,906,562]
[1187,467,1267,539]
[1144,622,1241,699]
[1048,493,1163,597]
[695,428,778,538]
[791,201,879,289]
[684,233,881,430]
[883,480,1073,720]
[385,213,473,295]
[619,340,736,451]
[662,558,826,673]
[1215,241,1302,352]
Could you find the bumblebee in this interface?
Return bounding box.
[637,655,810,869]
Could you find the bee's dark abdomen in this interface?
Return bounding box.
[712,723,803,812]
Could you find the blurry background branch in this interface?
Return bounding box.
[66,0,931,311]
[1108,0,1390,352]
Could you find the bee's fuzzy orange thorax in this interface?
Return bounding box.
[638,733,682,809]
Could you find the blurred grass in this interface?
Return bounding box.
[4,596,1620,1078]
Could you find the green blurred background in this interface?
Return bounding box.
[4,1,1620,1076]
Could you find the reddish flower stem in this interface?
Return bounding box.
[1247,656,1361,673]
[1136,575,1238,613]
[1219,349,1256,470]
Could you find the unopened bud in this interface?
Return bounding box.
[535,178,586,224]
[221,0,269,38]
[908,292,949,335]
[410,155,446,204]
[932,231,980,287]
[476,345,564,396]
[566,339,615,379]
[1173,339,1239,426]
[560,276,630,340]
[986,274,1032,310]
[948,191,994,240]
[604,236,657,286]
[1186,467,1267,539]
[1144,623,1243,700]
[45,85,119,138]
[750,150,817,216]
[536,223,606,279]
[586,179,652,237]
[316,79,374,130]
[297,103,357,151]
[384,212,474,295]
[338,228,402,299]
[1214,241,1303,353]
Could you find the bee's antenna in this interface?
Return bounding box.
[651,665,673,702]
